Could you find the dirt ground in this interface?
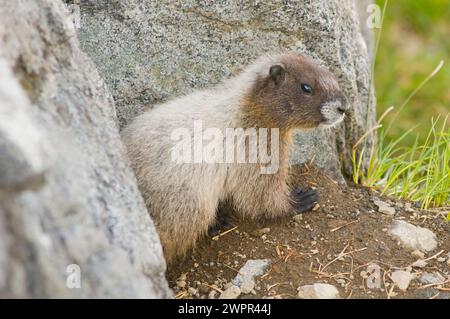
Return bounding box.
[166,165,450,299]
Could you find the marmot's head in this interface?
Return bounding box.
[247,53,347,130]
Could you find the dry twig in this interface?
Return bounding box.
[211,226,238,241]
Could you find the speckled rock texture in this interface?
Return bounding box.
[0,0,170,298]
[76,0,376,181]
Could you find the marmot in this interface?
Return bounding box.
[122,53,347,263]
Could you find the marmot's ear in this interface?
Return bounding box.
[269,64,286,85]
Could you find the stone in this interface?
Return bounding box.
[188,287,198,296]
[178,273,187,281]
[251,228,271,237]
[365,264,382,290]
[219,285,241,299]
[390,270,415,291]
[374,200,396,216]
[336,279,346,287]
[208,290,218,299]
[419,272,446,285]
[232,259,270,294]
[394,202,404,209]
[0,65,47,194]
[405,202,415,212]
[176,280,187,289]
[417,290,450,299]
[77,0,376,181]
[389,220,438,252]
[411,250,425,259]
[198,284,209,295]
[0,0,170,298]
[411,260,428,268]
[240,281,255,295]
[297,283,340,299]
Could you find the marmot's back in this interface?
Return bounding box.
[121,89,232,204]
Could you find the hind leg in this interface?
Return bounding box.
[207,208,235,237]
[231,176,293,220]
[150,197,218,264]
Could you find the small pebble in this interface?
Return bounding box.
[199,284,209,294]
[179,273,187,281]
[240,280,255,294]
[297,283,340,299]
[374,199,396,215]
[188,287,198,296]
[252,228,270,236]
[405,203,415,212]
[419,272,445,285]
[336,279,346,287]
[411,250,425,259]
[219,285,241,299]
[411,260,427,268]
[208,290,217,299]
[390,270,414,291]
[223,282,233,289]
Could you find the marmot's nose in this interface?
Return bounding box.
[337,105,346,115]
[336,95,348,114]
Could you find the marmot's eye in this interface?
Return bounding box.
[301,83,313,94]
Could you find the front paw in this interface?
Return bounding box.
[291,187,319,213]
[207,213,234,237]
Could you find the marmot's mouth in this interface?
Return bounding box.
[319,114,345,128]
[319,100,346,127]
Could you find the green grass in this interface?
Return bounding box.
[375,0,450,145]
[351,0,450,210]
[353,115,450,209]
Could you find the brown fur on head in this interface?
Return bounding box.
[244,54,347,130]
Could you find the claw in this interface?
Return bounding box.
[208,213,234,237]
[291,187,319,213]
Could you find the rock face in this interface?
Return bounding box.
[355,0,376,60]
[77,0,375,180]
[0,0,170,298]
